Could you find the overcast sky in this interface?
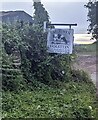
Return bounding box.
[0,0,90,34]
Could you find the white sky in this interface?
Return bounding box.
[0,0,89,2]
[0,0,90,34]
[0,0,95,44]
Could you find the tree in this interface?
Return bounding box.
[33,0,50,28]
[85,1,98,40]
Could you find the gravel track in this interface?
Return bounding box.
[73,54,96,85]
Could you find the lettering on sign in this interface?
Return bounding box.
[47,29,74,54]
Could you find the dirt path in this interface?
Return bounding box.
[73,54,96,85]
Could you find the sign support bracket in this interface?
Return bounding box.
[44,21,77,32]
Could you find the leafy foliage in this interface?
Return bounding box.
[2,22,74,90]
[2,82,96,118]
[2,22,95,91]
[85,1,98,40]
[33,1,50,28]
[2,47,25,91]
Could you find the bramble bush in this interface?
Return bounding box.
[2,23,74,91]
[2,22,93,91]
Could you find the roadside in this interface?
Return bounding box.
[73,54,96,85]
[73,43,96,85]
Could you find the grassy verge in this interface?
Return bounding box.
[74,43,96,55]
[2,81,97,118]
[2,43,97,119]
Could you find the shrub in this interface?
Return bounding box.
[71,69,92,83]
[2,23,83,90]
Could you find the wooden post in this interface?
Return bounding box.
[69,25,71,29]
[43,21,47,32]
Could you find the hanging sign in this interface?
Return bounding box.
[47,29,74,54]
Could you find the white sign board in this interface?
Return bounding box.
[47,29,74,54]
